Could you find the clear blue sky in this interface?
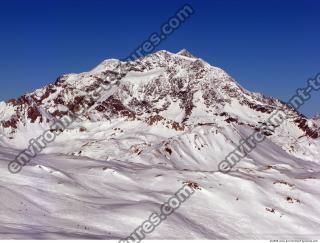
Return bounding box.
[0,0,319,117]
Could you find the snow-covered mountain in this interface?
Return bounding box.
[0,49,319,163]
[0,50,320,239]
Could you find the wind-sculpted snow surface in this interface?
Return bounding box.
[1,142,320,239]
[0,50,320,239]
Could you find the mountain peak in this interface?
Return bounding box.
[176,49,196,58]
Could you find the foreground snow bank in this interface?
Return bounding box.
[0,143,320,240]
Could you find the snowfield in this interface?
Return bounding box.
[1,121,320,240]
[0,50,320,240]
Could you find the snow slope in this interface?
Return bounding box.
[1,139,320,239]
